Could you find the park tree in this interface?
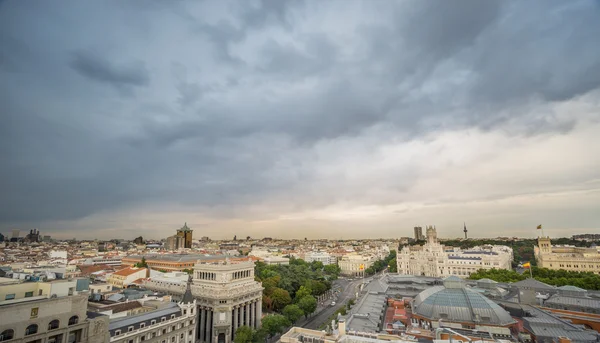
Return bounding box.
[282,304,304,324]
[135,257,148,268]
[233,326,254,343]
[310,261,324,271]
[297,295,317,318]
[262,276,281,295]
[294,286,312,302]
[271,288,292,311]
[261,314,290,337]
[388,258,397,273]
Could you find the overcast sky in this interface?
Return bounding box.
[1,0,600,240]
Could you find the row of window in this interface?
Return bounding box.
[197,272,216,280]
[116,325,193,343]
[553,263,600,269]
[114,315,182,336]
[232,270,251,280]
[0,316,78,342]
[4,289,43,300]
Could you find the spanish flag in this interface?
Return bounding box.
[537,224,542,230]
[523,262,531,268]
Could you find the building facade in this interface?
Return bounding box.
[535,237,600,274]
[397,227,512,278]
[0,282,109,343]
[338,255,374,277]
[190,260,263,343]
[304,252,337,265]
[142,261,263,343]
[108,301,196,343]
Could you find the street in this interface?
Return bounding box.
[301,277,365,329]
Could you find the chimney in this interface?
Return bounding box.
[558,337,571,343]
[338,319,346,336]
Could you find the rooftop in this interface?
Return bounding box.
[413,278,516,326]
[113,267,147,277]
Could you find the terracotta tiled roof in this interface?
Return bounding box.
[78,264,114,276]
[113,267,146,277]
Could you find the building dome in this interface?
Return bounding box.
[412,276,515,326]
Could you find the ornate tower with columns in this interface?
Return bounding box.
[191,260,263,343]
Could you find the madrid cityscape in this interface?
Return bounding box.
[1,1,600,343]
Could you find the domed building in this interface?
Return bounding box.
[411,276,517,333]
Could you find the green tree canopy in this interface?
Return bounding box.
[469,267,600,290]
[261,314,290,337]
[234,326,254,343]
[135,256,148,268]
[323,264,341,277]
[294,285,312,302]
[271,288,292,311]
[388,258,397,273]
[297,295,317,318]
[282,304,304,324]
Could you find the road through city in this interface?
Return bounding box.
[302,277,365,330]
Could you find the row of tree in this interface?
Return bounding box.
[468,267,600,290]
[365,250,397,275]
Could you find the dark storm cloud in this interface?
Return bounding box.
[69,50,150,91]
[1,0,599,232]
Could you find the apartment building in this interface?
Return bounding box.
[0,280,109,343]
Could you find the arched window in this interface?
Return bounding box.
[48,319,60,330]
[25,324,38,336]
[0,329,14,341]
[68,316,79,325]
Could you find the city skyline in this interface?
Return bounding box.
[1,223,597,241]
[2,1,600,239]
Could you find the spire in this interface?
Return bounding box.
[463,222,468,239]
[181,274,194,304]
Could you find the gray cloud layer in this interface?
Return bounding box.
[1,0,599,238]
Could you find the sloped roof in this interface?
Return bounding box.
[557,285,586,292]
[113,267,146,277]
[512,278,554,290]
[365,278,389,294]
[545,295,600,309]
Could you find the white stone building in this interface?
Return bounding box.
[191,260,263,343]
[338,255,374,277]
[304,252,337,265]
[397,227,513,278]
